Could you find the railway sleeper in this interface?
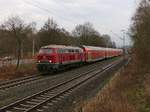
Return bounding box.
[31,99,43,102]
[42,106,49,109]
[13,107,28,111]
[51,100,58,103]
[5,110,12,112]
[36,109,44,112]
[20,103,34,108]
[47,103,53,106]
[40,95,51,98]
[26,101,38,105]
[36,96,48,100]
[55,97,62,101]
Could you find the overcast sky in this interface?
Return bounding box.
[0,0,138,47]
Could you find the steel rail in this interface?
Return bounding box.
[0,73,47,90]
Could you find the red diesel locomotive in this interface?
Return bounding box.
[36,45,123,72]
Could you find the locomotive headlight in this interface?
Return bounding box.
[38,60,40,63]
[49,60,52,63]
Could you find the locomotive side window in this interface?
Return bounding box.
[68,49,72,53]
[39,48,53,54]
[75,49,79,53]
[58,49,65,53]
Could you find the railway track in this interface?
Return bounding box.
[0,59,111,90]
[0,73,47,90]
[0,59,123,112]
[0,64,96,90]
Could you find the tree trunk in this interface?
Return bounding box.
[16,41,21,70]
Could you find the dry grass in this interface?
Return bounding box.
[75,58,150,112]
[0,63,37,80]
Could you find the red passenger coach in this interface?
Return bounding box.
[82,45,123,62]
[37,45,84,72]
[106,48,123,58]
[82,45,106,62]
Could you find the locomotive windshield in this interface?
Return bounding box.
[39,48,53,54]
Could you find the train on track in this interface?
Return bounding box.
[36,45,123,72]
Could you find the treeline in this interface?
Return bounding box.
[131,0,150,70]
[0,16,116,58]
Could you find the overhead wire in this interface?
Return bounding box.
[30,0,86,21]
[23,0,76,25]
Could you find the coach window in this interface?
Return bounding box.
[68,49,72,53]
[39,48,53,54]
[70,49,73,53]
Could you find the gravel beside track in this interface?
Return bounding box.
[0,57,121,109]
[0,58,123,112]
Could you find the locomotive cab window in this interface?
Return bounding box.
[39,48,53,54]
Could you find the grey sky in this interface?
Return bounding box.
[0,0,138,47]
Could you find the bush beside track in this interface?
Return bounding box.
[0,63,37,80]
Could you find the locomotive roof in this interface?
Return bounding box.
[42,45,82,50]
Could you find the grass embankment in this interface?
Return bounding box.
[0,63,37,80]
[75,59,150,112]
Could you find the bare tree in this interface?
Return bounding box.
[38,18,72,47]
[72,22,114,47]
[5,16,28,69]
